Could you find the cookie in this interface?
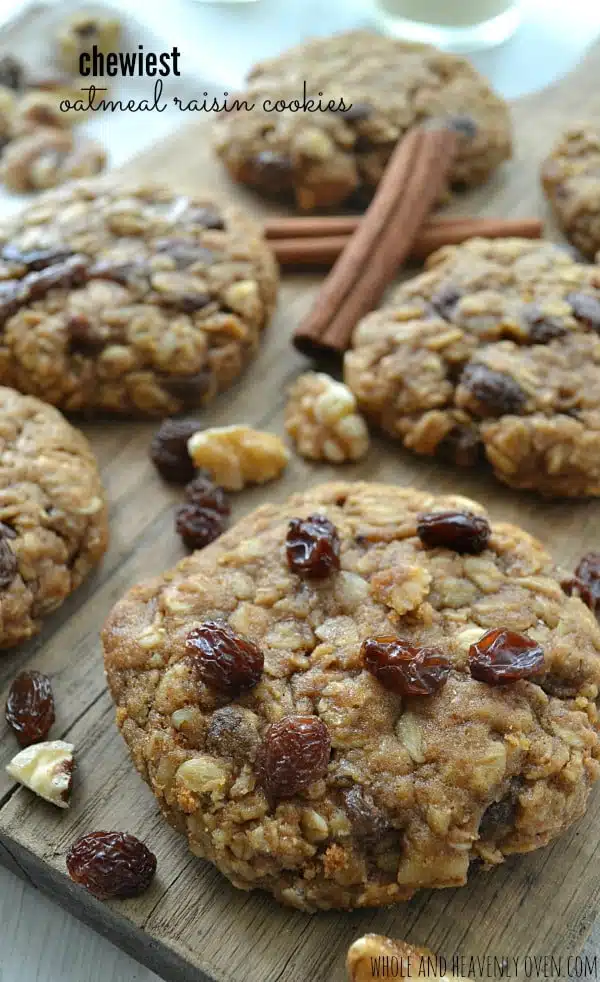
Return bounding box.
[344,238,600,497]
[0,386,107,649]
[0,179,278,416]
[541,124,600,259]
[213,31,512,211]
[102,481,600,912]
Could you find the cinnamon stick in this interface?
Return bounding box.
[265,213,495,240]
[271,218,543,266]
[294,126,458,357]
[293,127,425,357]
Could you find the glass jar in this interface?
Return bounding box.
[372,0,521,51]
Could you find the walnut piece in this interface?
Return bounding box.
[285,372,369,463]
[187,425,289,491]
[347,935,472,982]
[6,740,74,809]
[0,128,105,192]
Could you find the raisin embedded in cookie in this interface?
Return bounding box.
[213,31,512,211]
[102,481,600,912]
[0,386,108,648]
[541,124,600,259]
[0,179,278,416]
[344,238,600,497]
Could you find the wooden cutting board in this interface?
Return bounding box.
[1,38,600,982]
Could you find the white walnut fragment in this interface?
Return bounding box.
[6,740,74,808]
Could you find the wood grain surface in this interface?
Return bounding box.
[1,38,600,982]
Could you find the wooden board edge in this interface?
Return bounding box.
[0,831,212,982]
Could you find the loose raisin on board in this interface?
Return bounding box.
[417,510,491,554]
[258,714,331,802]
[460,363,527,416]
[567,292,600,332]
[66,831,156,899]
[186,621,263,696]
[6,670,55,747]
[361,636,450,696]
[0,536,17,588]
[469,628,544,685]
[149,418,202,483]
[286,514,341,578]
[562,552,600,616]
[184,472,230,516]
[175,502,226,551]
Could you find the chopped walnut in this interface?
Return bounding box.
[347,935,472,981]
[285,372,369,463]
[187,425,289,491]
[0,129,105,192]
[6,740,74,809]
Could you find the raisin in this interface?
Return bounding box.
[0,55,24,92]
[66,831,156,899]
[184,472,230,516]
[188,207,225,230]
[175,502,226,550]
[253,151,294,188]
[479,779,523,841]
[336,102,373,122]
[257,714,331,802]
[469,628,545,685]
[88,260,143,287]
[567,292,600,333]
[205,706,261,762]
[562,552,600,616]
[460,363,527,417]
[286,515,341,579]
[67,314,106,355]
[417,510,491,554]
[0,280,22,325]
[1,245,75,271]
[361,636,450,696]
[343,785,392,844]
[155,239,215,269]
[149,418,202,483]
[6,670,55,746]
[160,371,212,407]
[186,621,263,696]
[448,115,479,139]
[164,292,212,314]
[26,255,88,300]
[431,283,462,321]
[437,424,484,468]
[0,536,17,588]
[523,303,567,343]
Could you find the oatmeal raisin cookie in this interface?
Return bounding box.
[103,481,600,911]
